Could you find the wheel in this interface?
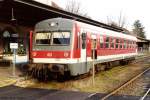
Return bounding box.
[64,71,71,80]
[57,73,64,82]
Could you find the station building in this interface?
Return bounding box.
[0,0,123,63]
[136,37,150,53]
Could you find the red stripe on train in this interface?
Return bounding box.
[32,50,80,58]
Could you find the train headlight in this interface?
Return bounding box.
[49,22,58,27]
[64,52,69,57]
[32,52,37,57]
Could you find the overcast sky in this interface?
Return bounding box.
[36,0,150,39]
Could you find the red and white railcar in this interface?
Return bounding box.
[30,18,137,76]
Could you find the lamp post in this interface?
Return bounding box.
[10,8,17,77]
[13,48,16,77]
[92,49,95,86]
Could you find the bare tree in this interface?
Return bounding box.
[65,0,89,17]
[118,11,127,28]
[107,11,127,28]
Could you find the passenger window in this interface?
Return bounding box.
[127,40,129,49]
[110,38,115,48]
[82,33,86,49]
[120,40,123,49]
[129,41,132,48]
[132,41,134,48]
[116,39,119,49]
[99,35,104,48]
[105,37,109,48]
[124,40,127,49]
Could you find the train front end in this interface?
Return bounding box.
[30,18,76,79]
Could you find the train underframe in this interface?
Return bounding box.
[22,57,135,81]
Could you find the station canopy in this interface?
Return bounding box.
[0,0,123,32]
[137,36,150,43]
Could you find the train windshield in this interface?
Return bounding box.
[35,32,51,45]
[35,32,70,45]
[52,32,70,45]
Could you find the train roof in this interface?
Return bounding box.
[36,18,137,41]
[76,19,137,41]
[35,18,74,32]
[36,18,73,25]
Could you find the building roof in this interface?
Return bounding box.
[0,0,123,32]
[136,36,150,42]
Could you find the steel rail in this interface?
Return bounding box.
[140,88,150,100]
[101,67,150,100]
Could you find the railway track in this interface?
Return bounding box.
[133,55,150,64]
[140,88,150,100]
[101,67,150,100]
[19,55,150,83]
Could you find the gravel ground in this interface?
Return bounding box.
[116,68,150,96]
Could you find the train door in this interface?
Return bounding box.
[81,32,87,68]
[91,35,97,59]
[81,32,87,62]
